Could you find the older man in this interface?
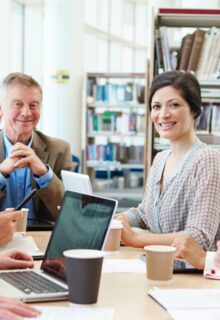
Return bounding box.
[0,72,72,222]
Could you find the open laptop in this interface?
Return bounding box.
[61,170,93,194]
[0,191,118,302]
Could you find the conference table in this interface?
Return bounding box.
[28,231,220,320]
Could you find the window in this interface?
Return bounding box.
[10,0,24,71]
[84,0,148,73]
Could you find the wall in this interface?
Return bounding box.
[41,0,84,158]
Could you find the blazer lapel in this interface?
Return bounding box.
[32,131,49,163]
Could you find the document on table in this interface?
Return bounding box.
[148,287,220,320]
[24,306,115,320]
[169,309,220,320]
[0,234,43,258]
[102,259,145,273]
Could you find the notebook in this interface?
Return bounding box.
[61,170,93,194]
[0,191,118,302]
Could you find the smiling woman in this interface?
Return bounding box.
[117,71,220,269]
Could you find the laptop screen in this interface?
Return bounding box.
[41,191,117,281]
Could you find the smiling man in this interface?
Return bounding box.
[0,73,72,222]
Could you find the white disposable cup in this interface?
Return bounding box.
[16,208,28,234]
[6,208,29,234]
[104,220,123,252]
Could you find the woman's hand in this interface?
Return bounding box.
[115,214,140,247]
[172,235,206,270]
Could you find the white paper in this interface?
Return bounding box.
[24,306,115,320]
[149,287,220,320]
[148,287,220,309]
[0,235,43,257]
[102,259,145,273]
[169,309,220,320]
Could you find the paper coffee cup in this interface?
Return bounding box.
[64,249,104,304]
[104,220,123,251]
[16,208,28,234]
[144,245,176,282]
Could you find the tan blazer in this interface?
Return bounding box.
[0,130,73,220]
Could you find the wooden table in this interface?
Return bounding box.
[28,232,220,320]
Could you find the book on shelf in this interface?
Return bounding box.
[159,26,172,72]
[195,104,212,134]
[204,28,220,79]
[155,29,164,74]
[195,29,210,79]
[87,111,145,134]
[211,104,220,135]
[187,29,205,72]
[177,33,194,71]
[86,78,145,105]
[87,143,144,164]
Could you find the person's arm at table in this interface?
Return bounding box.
[0,211,21,246]
[0,296,40,319]
[116,214,184,248]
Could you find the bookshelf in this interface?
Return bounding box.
[82,73,147,210]
[147,8,220,174]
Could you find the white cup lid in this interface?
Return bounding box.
[144,245,176,253]
[110,220,123,229]
[63,249,104,259]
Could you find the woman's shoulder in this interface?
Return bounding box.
[192,143,220,164]
[196,143,220,157]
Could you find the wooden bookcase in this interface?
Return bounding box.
[82,73,147,211]
[146,8,220,175]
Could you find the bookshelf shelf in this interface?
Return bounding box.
[86,160,144,170]
[87,132,145,138]
[146,8,220,175]
[82,72,147,209]
[157,9,220,28]
[88,103,145,109]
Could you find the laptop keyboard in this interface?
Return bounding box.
[0,271,67,295]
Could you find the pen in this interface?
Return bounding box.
[14,189,37,211]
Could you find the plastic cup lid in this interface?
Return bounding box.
[110,220,123,229]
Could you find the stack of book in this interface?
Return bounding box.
[155,26,220,80]
[87,143,144,163]
[87,111,145,134]
[87,78,145,105]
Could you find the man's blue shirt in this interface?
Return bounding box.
[0,133,53,218]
